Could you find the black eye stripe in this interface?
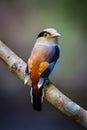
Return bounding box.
[37,31,50,38]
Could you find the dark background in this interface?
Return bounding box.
[0,0,87,130]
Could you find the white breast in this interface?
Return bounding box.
[35,38,57,47]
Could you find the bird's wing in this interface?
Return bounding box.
[25,63,29,74]
[39,61,56,78]
[25,59,32,75]
[24,63,30,84]
[37,61,56,88]
[38,62,49,76]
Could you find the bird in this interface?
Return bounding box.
[24,28,60,111]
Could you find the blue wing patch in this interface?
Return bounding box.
[40,61,56,79]
[25,64,29,74]
[24,63,30,84]
[48,62,55,71]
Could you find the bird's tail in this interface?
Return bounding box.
[30,87,44,112]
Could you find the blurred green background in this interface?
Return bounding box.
[0,0,87,130]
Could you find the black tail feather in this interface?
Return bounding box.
[33,93,42,111]
[30,87,43,112]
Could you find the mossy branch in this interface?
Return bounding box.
[0,40,87,128]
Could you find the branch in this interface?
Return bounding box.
[0,40,87,128]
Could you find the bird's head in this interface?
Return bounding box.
[37,28,61,42]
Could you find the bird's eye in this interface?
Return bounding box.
[43,33,48,37]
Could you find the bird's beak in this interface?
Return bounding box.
[51,32,61,38]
